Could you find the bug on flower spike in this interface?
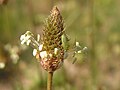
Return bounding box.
[61,33,70,51]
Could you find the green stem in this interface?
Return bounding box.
[47,72,53,90]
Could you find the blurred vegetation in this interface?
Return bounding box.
[0,0,120,90]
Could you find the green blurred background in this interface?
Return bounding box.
[0,0,120,90]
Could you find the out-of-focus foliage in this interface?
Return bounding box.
[0,0,120,90]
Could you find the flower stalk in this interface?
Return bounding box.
[47,72,53,90]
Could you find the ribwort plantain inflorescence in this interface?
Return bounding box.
[20,6,87,73]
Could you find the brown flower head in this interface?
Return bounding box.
[40,6,65,72]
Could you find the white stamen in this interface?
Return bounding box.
[33,49,38,56]
[77,50,82,53]
[40,51,47,59]
[37,34,40,42]
[0,62,5,69]
[21,40,26,45]
[20,35,25,41]
[39,44,43,51]
[83,47,87,50]
[54,48,58,55]
[76,42,80,47]
[26,35,31,40]
[20,32,32,45]
[26,40,31,45]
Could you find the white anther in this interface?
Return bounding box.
[40,51,47,59]
[26,35,31,40]
[77,50,82,53]
[39,44,43,51]
[20,35,25,41]
[54,48,58,55]
[76,42,80,47]
[83,47,87,50]
[26,40,31,45]
[37,34,40,42]
[21,40,26,45]
[0,62,5,69]
[33,49,38,56]
[20,34,31,45]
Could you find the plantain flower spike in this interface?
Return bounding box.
[20,6,67,72]
[40,6,65,72]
